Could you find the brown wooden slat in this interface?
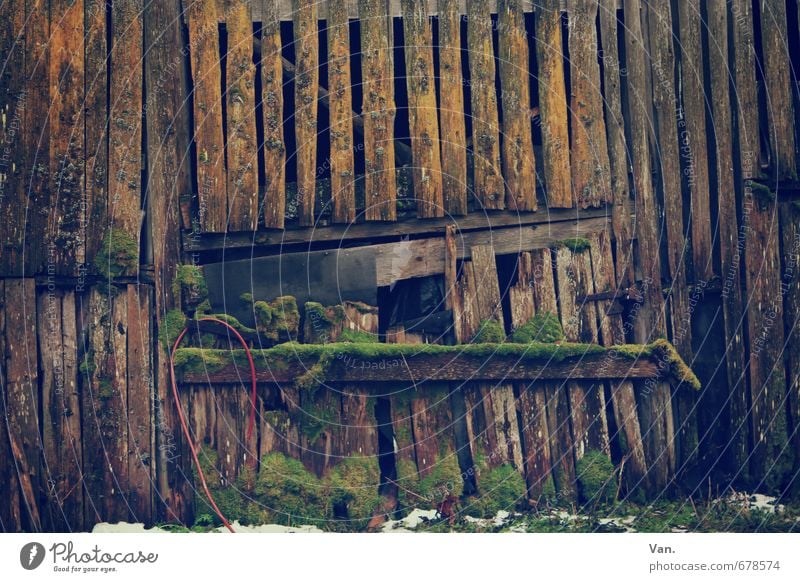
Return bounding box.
[467,0,504,210]
[498,0,537,211]
[49,0,85,276]
[567,0,611,209]
[780,202,800,473]
[225,0,259,231]
[758,0,797,180]
[730,0,761,176]
[707,0,748,470]
[186,0,227,232]
[361,0,398,221]
[327,0,356,223]
[403,0,445,218]
[469,244,504,326]
[261,0,287,228]
[677,0,713,282]
[108,0,143,261]
[535,0,572,208]
[598,0,633,286]
[438,0,468,215]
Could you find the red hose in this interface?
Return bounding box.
[168,316,259,533]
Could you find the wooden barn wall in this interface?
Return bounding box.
[0,0,798,530]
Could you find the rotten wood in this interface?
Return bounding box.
[293,0,319,226]
[262,0,287,228]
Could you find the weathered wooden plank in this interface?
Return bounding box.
[469,244,504,326]
[108,0,144,260]
[403,0,445,217]
[707,0,748,470]
[327,0,356,224]
[467,0,504,210]
[261,0,287,228]
[545,381,576,499]
[567,0,611,208]
[438,0,468,215]
[144,0,191,523]
[49,0,85,276]
[598,0,633,286]
[39,289,84,531]
[730,0,761,177]
[636,380,673,492]
[3,279,42,530]
[85,0,108,268]
[677,0,713,282]
[758,0,796,180]
[186,0,227,232]
[517,382,554,501]
[509,253,536,329]
[360,0,397,221]
[780,202,800,478]
[498,0,536,211]
[225,0,259,230]
[535,0,572,208]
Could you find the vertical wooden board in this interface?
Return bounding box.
[744,195,789,489]
[622,0,666,340]
[636,381,672,492]
[517,382,554,500]
[327,0,356,224]
[262,0,287,228]
[530,247,558,314]
[730,0,761,183]
[780,203,800,470]
[438,0,468,215]
[0,0,26,276]
[759,0,796,180]
[39,290,84,531]
[554,246,598,344]
[488,383,524,471]
[85,0,108,266]
[567,0,611,209]
[109,0,143,258]
[3,280,42,530]
[467,0,504,210]
[509,252,536,329]
[498,0,536,212]
[567,381,609,460]
[360,0,397,221]
[186,0,227,232]
[707,0,748,470]
[535,0,572,208]
[469,244,504,326]
[444,224,464,342]
[225,0,259,231]
[126,285,152,522]
[403,0,444,218]
[49,0,85,276]
[292,0,319,226]
[544,382,576,499]
[457,261,481,341]
[598,0,633,286]
[678,0,713,282]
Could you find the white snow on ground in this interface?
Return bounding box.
[92,521,323,534]
[722,491,784,514]
[597,515,636,532]
[380,509,439,532]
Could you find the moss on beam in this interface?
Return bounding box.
[611,338,701,390]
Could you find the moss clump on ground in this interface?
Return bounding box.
[509,312,564,344]
[328,457,383,530]
[551,237,591,254]
[255,452,328,527]
[415,452,464,504]
[468,464,527,518]
[159,309,188,351]
[576,450,617,508]
[94,230,139,279]
[471,319,506,344]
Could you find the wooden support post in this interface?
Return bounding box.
[360,0,398,221]
[438,0,468,216]
[293,0,319,226]
[262,0,287,229]
[467,0,504,210]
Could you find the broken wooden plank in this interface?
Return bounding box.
[186,0,228,232]
[467,0,504,210]
[261,0,287,228]
[567,0,611,209]
[498,0,536,211]
[535,0,572,208]
[403,0,445,218]
[361,0,398,221]
[327,0,356,224]
[438,0,468,215]
[225,0,259,231]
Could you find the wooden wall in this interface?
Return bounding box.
[0,0,798,530]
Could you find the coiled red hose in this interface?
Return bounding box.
[168,316,259,533]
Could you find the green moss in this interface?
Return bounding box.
[173,264,208,306]
[613,339,701,390]
[551,237,591,254]
[171,348,230,377]
[469,464,527,518]
[159,309,188,351]
[255,452,328,526]
[340,327,378,343]
[97,379,114,400]
[576,450,617,508]
[749,181,776,206]
[200,312,257,336]
[94,230,139,278]
[243,295,300,342]
[78,352,96,377]
[472,319,506,344]
[328,457,382,530]
[510,312,564,344]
